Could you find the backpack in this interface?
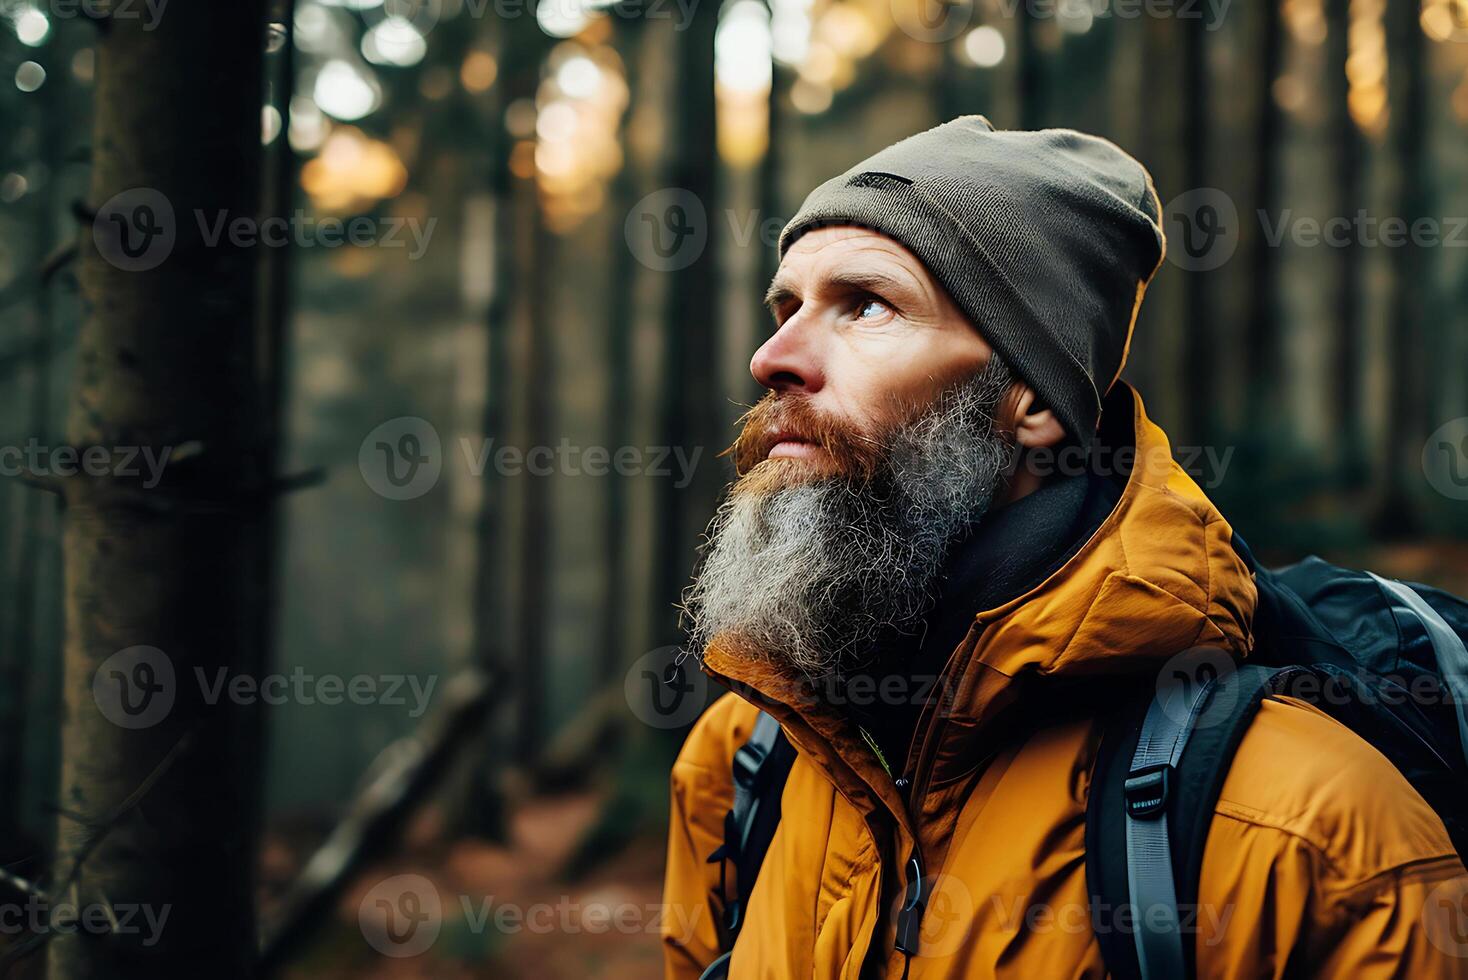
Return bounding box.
[702,535,1468,979]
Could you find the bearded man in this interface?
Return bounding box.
[663,117,1468,978]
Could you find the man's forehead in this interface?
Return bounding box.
[772,225,931,290]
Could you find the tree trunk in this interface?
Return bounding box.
[515,189,555,767]
[1374,0,1428,534]
[258,0,297,465]
[1327,0,1364,484]
[240,0,298,901]
[1017,3,1044,129]
[757,32,783,370]
[1245,0,1284,431]
[447,0,552,838]
[566,2,725,881]
[651,0,723,652]
[600,18,641,696]
[0,17,70,849]
[51,4,268,977]
[1181,12,1214,444]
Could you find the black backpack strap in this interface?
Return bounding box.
[1088,662,1295,979]
[1087,688,1147,980]
[1121,685,1198,979]
[706,710,796,949]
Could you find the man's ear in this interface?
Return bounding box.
[1004,384,1067,449]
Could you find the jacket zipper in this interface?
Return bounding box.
[885,617,984,978]
[893,769,925,974]
[855,729,927,975]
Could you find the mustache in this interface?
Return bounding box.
[728,393,887,480]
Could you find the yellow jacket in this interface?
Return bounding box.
[663,385,1468,978]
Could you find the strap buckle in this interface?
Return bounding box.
[1123,762,1171,819]
[732,740,770,791]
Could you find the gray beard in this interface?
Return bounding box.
[683,358,1016,680]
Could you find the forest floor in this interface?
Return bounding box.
[269,790,666,979]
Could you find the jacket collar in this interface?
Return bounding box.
[699,382,1256,835]
[842,455,1123,773]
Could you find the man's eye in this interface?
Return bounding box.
[855,298,890,320]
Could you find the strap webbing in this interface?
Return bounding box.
[708,710,792,947]
[1124,667,1219,980]
[730,711,782,856]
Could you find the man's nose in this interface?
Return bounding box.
[750,317,825,394]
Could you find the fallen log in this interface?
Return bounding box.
[257,668,502,971]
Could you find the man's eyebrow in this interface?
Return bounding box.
[763,276,797,312]
[762,269,923,313]
[822,269,922,304]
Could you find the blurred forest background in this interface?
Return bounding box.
[0,0,1466,975]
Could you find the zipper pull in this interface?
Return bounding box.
[894,850,926,957]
